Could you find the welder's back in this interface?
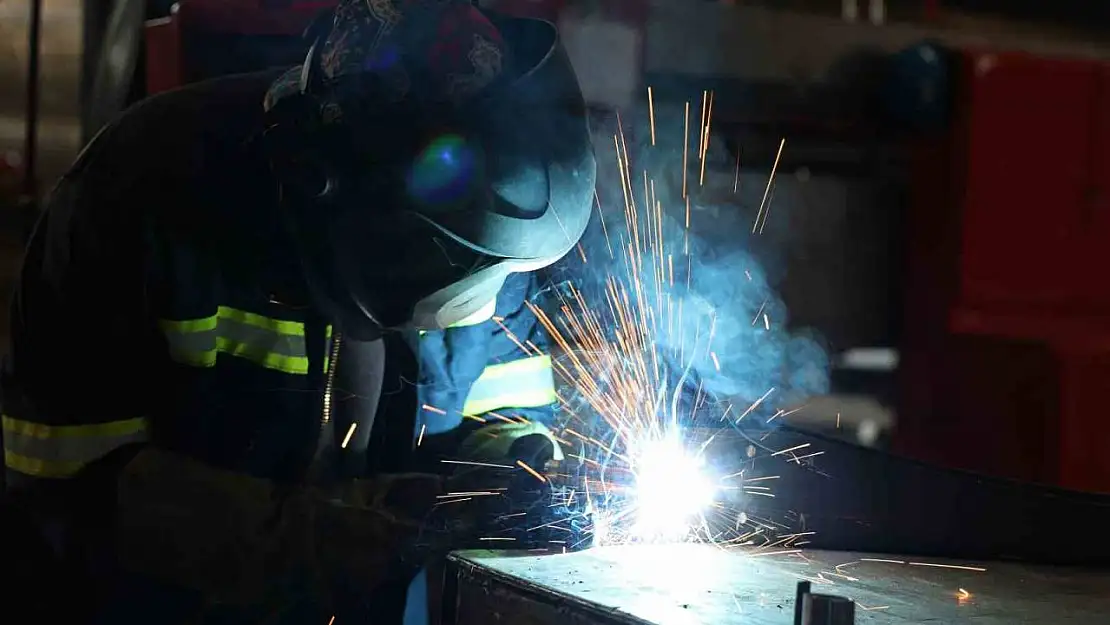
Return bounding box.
[0,70,346,624]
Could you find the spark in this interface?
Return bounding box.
[733,147,741,193]
[738,388,775,421]
[751,301,767,325]
[700,90,714,186]
[341,422,357,449]
[699,91,708,163]
[909,562,987,572]
[438,491,502,498]
[771,443,811,457]
[748,549,802,558]
[682,102,689,198]
[752,138,786,234]
[860,558,987,573]
[440,459,515,469]
[509,89,812,551]
[517,460,547,483]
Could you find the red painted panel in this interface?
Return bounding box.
[1056,351,1110,494]
[1081,67,1110,310]
[900,49,1110,493]
[144,16,184,95]
[957,50,1100,312]
[910,334,1058,485]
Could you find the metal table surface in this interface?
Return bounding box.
[444,544,1110,624]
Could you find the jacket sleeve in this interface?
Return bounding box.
[414,272,562,466]
[414,271,559,440]
[471,271,558,426]
[1,137,158,502]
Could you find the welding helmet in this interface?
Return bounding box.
[261,0,596,338]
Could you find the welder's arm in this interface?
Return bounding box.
[0,160,157,519]
[412,274,563,469]
[0,159,472,608]
[0,158,165,618]
[114,447,495,605]
[457,272,563,467]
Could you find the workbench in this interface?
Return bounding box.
[443,544,1110,624]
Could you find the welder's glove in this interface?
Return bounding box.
[113,448,493,608]
[458,420,565,468]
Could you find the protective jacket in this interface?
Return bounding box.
[0,71,556,623]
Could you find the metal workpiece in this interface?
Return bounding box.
[444,544,1110,625]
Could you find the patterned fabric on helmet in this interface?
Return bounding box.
[263,0,508,112]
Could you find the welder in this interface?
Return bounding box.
[0,1,595,623]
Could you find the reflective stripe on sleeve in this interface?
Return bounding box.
[159,306,308,375]
[2,415,149,478]
[462,354,557,416]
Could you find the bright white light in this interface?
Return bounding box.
[629,435,716,542]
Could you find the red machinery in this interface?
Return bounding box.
[899,48,1110,493]
[144,1,336,96]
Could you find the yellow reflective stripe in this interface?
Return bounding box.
[324,325,333,373]
[159,306,308,375]
[216,306,303,335]
[4,450,85,479]
[214,337,307,374]
[2,415,149,478]
[158,316,217,334]
[462,354,557,416]
[2,415,147,439]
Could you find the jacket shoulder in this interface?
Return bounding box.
[64,71,282,197]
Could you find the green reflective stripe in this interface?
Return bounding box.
[159,307,309,375]
[462,354,557,416]
[324,325,333,373]
[216,306,303,335]
[2,415,149,478]
[158,316,217,334]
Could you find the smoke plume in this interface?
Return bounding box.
[546,102,829,425]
